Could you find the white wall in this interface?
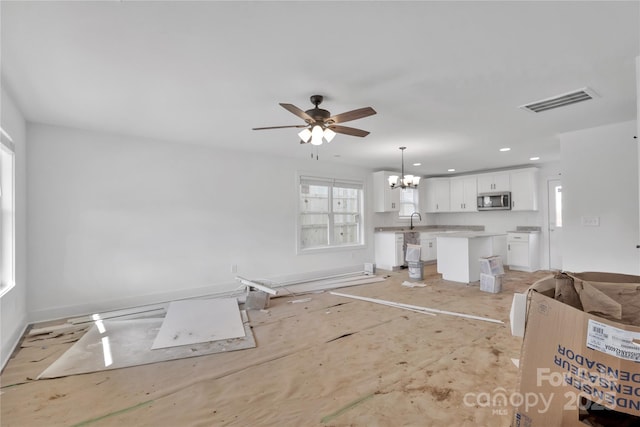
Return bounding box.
[559,120,639,275]
[27,124,375,321]
[1,87,28,368]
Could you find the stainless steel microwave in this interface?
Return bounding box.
[477,192,511,211]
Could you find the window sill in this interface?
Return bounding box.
[298,243,366,255]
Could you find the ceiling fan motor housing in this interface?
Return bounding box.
[305,108,331,123]
[306,95,330,123]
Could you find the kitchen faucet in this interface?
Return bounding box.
[410,212,422,230]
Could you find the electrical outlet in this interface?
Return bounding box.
[581,216,600,227]
[230,264,238,273]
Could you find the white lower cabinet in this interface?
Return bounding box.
[419,232,437,262]
[507,232,539,272]
[374,232,405,271]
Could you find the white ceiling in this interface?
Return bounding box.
[2,1,639,176]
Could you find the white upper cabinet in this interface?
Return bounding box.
[477,172,510,193]
[372,171,401,212]
[423,178,450,213]
[510,168,539,211]
[449,176,477,212]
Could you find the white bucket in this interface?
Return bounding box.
[408,261,424,280]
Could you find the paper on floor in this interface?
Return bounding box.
[401,281,426,288]
[38,312,255,379]
[151,298,246,350]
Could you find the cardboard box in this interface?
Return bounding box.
[513,272,640,426]
[479,255,505,276]
[480,272,502,293]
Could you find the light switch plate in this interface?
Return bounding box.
[581,216,600,226]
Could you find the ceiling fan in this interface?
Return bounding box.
[252,95,377,145]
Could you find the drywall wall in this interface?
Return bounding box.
[27,124,375,321]
[559,120,638,275]
[1,86,28,368]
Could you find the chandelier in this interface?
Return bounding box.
[388,146,420,189]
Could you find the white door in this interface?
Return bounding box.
[548,179,563,270]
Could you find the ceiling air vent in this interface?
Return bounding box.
[519,87,598,113]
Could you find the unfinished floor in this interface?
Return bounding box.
[0,264,551,426]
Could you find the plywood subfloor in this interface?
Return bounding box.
[0,265,551,426]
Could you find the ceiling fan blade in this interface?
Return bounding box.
[252,125,308,130]
[328,107,377,124]
[280,103,314,122]
[328,125,370,137]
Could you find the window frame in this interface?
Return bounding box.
[297,174,365,254]
[0,131,16,298]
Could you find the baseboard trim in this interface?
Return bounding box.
[28,265,366,324]
[1,318,28,372]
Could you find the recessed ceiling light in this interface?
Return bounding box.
[529,156,540,161]
[448,168,455,172]
[413,162,421,166]
[499,147,511,152]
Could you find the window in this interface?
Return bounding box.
[298,176,363,251]
[554,185,563,227]
[0,128,15,297]
[399,187,419,217]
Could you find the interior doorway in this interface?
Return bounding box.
[548,179,562,270]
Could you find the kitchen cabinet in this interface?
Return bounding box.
[437,232,506,283]
[507,232,539,272]
[372,171,401,212]
[419,232,437,262]
[423,178,450,213]
[510,168,538,211]
[477,172,510,193]
[449,176,477,212]
[374,232,404,270]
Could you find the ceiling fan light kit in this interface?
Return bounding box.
[389,146,420,189]
[253,94,376,146]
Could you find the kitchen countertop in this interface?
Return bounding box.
[507,226,542,234]
[436,231,507,238]
[374,225,484,233]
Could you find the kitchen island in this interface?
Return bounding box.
[437,232,507,283]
